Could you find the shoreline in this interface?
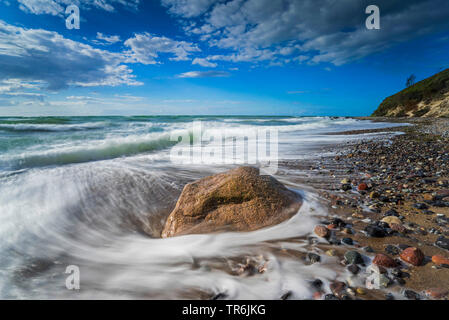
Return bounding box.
[285,117,449,299]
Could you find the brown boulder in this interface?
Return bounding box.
[161,167,302,237]
[314,225,330,238]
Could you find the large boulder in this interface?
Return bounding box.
[161,167,302,237]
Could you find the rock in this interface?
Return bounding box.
[341,184,352,191]
[306,252,321,264]
[402,289,420,300]
[311,279,323,289]
[280,291,292,300]
[356,288,365,295]
[381,216,402,226]
[435,236,449,250]
[372,253,397,268]
[314,225,329,238]
[383,209,399,217]
[326,249,336,256]
[161,167,302,237]
[423,193,435,201]
[425,288,448,299]
[413,203,429,210]
[313,292,322,300]
[344,251,363,264]
[379,274,391,288]
[385,245,400,255]
[400,247,424,266]
[369,191,379,199]
[347,264,360,275]
[341,237,353,245]
[390,223,407,234]
[357,183,368,191]
[365,224,387,237]
[324,294,339,300]
[363,246,374,253]
[431,255,449,266]
[340,178,350,184]
[385,293,395,300]
[330,281,346,295]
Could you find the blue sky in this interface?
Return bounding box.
[0,0,448,116]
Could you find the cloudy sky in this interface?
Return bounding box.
[0,0,448,116]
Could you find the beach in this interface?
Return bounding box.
[0,116,447,299]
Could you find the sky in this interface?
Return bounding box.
[0,0,448,116]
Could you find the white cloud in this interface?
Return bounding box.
[124,32,200,64]
[165,0,449,66]
[176,70,230,78]
[161,0,217,18]
[192,57,217,67]
[96,32,121,44]
[0,20,142,90]
[16,0,140,15]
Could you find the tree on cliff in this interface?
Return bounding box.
[406,74,416,88]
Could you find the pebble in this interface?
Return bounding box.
[342,238,354,245]
[314,225,329,238]
[435,236,449,250]
[307,252,321,264]
[385,245,400,255]
[400,247,425,266]
[344,251,363,264]
[330,281,346,295]
[381,216,402,226]
[356,287,365,295]
[357,183,368,191]
[431,255,449,265]
[402,289,420,300]
[347,264,360,275]
[372,253,397,268]
[326,249,336,256]
[365,224,387,237]
[425,288,448,299]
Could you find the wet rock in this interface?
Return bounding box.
[341,184,352,191]
[342,237,353,245]
[344,251,363,264]
[357,183,368,191]
[400,247,424,266]
[330,281,346,296]
[425,288,449,299]
[347,264,360,275]
[306,252,321,264]
[385,245,400,255]
[390,223,407,234]
[324,294,339,300]
[385,293,395,300]
[383,209,399,217]
[162,167,302,237]
[311,279,323,290]
[431,255,449,265]
[413,203,429,210]
[381,216,402,226]
[402,289,421,300]
[372,253,397,268]
[379,274,392,288]
[280,291,292,300]
[363,246,374,253]
[365,224,387,237]
[435,236,449,250]
[314,225,329,238]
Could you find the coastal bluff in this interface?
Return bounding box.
[372,68,449,118]
[161,166,302,237]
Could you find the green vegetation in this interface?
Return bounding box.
[372,68,449,116]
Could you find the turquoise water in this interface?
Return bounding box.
[0,116,406,299]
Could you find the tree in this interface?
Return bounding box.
[406,74,416,88]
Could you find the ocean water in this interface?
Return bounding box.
[0,116,405,299]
